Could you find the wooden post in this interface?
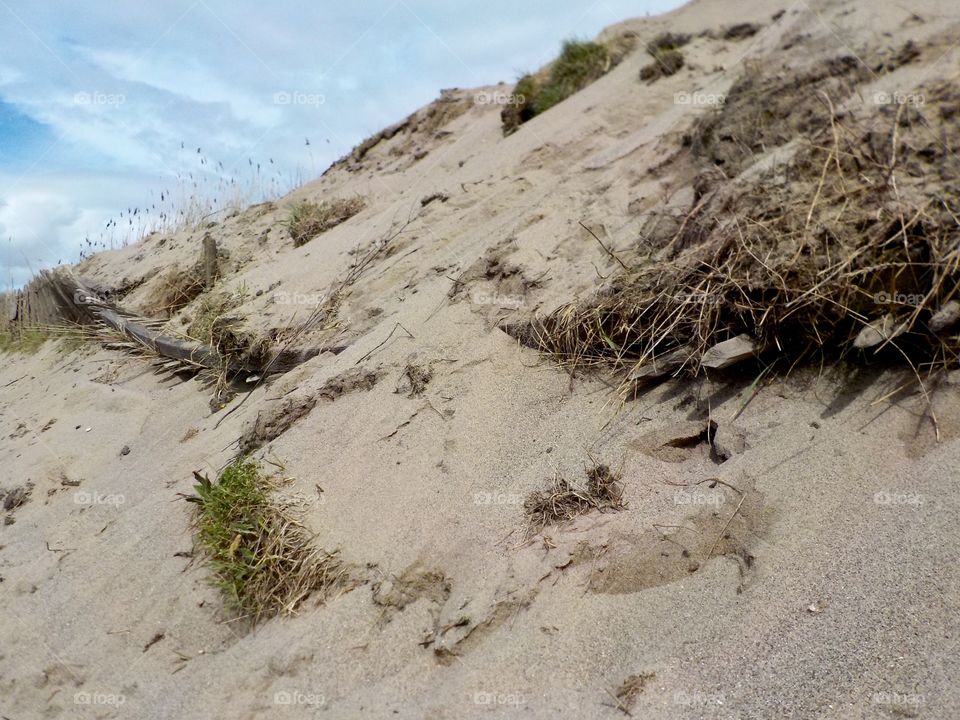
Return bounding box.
[202,233,219,289]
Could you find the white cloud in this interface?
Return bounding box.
[0,172,161,288]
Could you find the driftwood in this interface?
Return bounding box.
[10,269,319,377]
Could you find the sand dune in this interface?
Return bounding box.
[2,0,959,717]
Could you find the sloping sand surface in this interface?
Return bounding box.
[2,0,959,718]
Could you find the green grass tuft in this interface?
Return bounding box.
[502,38,629,134]
[0,327,55,355]
[188,458,346,623]
[536,40,612,113]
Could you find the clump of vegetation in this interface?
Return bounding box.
[721,23,761,41]
[0,327,50,354]
[502,38,632,134]
[536,40,612,113]
[397,363,433,397]
[500,74,541,134]
[613,672,656,714]
[186,288,245,348]
[148,265,206,317]
[531,72,960,394]
[639,49,684,82]
[524,463,625,537]
[184,286,272,407]
[646,32,691,55]
[639,32,690,83]
[287,196,366,247]
[187,458,347,622]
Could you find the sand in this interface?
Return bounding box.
[2,0,959,717]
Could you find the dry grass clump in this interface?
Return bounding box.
[147,265,206,317]
[690,56,872,174]
[524,463,625,537]
[721,22,761,41]
[287,196,365,247]
[183,287,272,405]
[535,72,960,386]
[187,458,347,623]
[639,49,684,82]
[186,288,244,347]
[646,32,691,55]
[640,32,690,83]
[612,672,656,714]
[503,38,630,134]
[184,286,271,366]
[398,363,433,397]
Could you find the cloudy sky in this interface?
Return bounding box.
[0,0,681,288]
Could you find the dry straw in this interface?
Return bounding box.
[533,69,960,400]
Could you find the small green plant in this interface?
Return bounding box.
[187,458,346,622]
[287,196,366,247]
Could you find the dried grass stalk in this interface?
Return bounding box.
[524,463,626,537]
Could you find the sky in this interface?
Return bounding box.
[0,0,683,288]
